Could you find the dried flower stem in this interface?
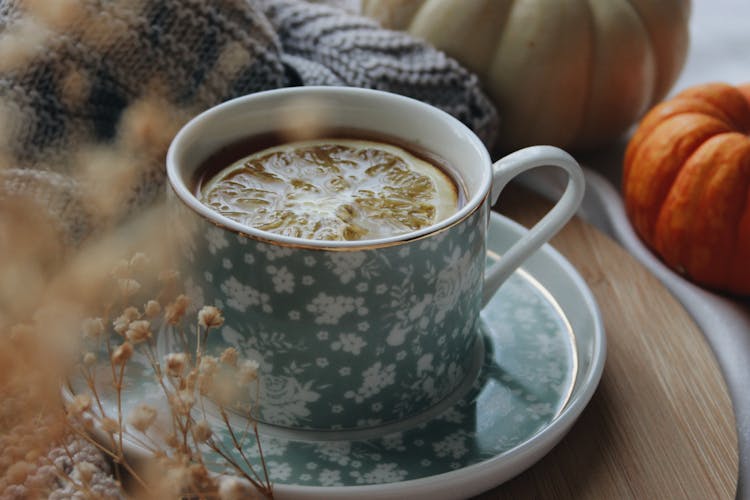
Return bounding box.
[254,421,272,494]
[79,364,106,417]
[65,256,274,498]
[115,361,126,466]
[65,423,152,493]
[216,407,270,493]
[208,440,273,498]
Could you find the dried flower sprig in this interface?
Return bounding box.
[67,252,272,499]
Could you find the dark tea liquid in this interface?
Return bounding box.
[195,131,465,241]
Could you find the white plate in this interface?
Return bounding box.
[64,212,605,499]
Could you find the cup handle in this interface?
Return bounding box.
[482,146,585,307]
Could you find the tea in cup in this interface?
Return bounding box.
[197,137,462,242]
[166,86,585,431]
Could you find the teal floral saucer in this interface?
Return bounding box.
[65,212,605,499]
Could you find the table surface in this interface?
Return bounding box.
[476,187,738,499]
[573,2,750,496]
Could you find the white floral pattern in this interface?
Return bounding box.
[175,201,492,429]
[267,461,292,481]
[353,463,408,484]
[331,333,367,355]
[267,265,294,294]
[328,252,367,283]
[256,242,294,261]
[433,431,470,460]
[344,362,396,403]
[260,375,321,426]
[220,277,271,313]
[306,294,364,325]
[318,469,342,486]
[73,242,583,489]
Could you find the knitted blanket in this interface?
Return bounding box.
[0,0,497,247]
[0,0,498,497]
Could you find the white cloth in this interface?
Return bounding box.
[525,2,750,497]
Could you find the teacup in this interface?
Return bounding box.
[166,86,585,432]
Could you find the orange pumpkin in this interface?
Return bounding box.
[623,82,750,295]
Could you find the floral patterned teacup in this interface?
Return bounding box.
[166,87,585,431]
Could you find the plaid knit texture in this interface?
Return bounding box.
[0,0,498,247]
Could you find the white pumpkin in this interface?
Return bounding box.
[361,0,691,152]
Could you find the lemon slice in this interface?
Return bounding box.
[199,139,459,241]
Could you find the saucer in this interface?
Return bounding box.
[64,212,605,499]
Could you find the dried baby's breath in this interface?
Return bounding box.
[118,278,141,296]
[198,305,224,329]
[5,461,36,486]
[218,476,256,500]
[113,306,140,335]
[81,317,104,339]
[60,67,91,109]
[165,352,188,378]
[164,433,180,450]
[128,404,157,433]
[170,390,195,416]
[220,347,238,367]
[161,462,191,494]
[158,269,180,284]
[0,17,52,72]
[25,0,88,32]
[199,355,218,375]
[66,394,92,416]
[51,252,272,497]
[144,299,161,317]
[238,359,260,385]
[119,94,190,159]
[164,294,190,325]
[82,351,97,366]
[100,417,119,435]
[129,252,150,270]
[111,342,133,366]
[193,419,212,443]
[124,319,151,344]
[0,5,274,490]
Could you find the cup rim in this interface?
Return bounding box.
[166,86,492,249]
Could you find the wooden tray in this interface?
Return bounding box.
[480,185,738,499]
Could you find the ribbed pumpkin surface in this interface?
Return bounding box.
[623,82,750,295]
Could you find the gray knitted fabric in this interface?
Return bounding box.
[0,0,498,247]
[0,0,498,496]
